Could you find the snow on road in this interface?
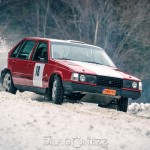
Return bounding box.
[0,90,150,150]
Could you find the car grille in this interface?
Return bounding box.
[97,76,123,89]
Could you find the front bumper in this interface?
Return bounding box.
[63,81,141,100]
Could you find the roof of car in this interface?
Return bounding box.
[25,37,102,50]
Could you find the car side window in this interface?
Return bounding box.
[32,42,48,63]
[17,40,36,60]
[11,42,24,58]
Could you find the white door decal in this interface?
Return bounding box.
[33,63,45,87]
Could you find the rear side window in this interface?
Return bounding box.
[17,40,36,60]
[11,42,24,58]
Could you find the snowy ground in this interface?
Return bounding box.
[0,85,150,150]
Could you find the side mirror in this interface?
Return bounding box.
[40,57,48,63]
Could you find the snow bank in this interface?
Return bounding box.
[128,103,150,118]
[0,91,150,150]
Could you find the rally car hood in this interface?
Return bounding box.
[55,60,140,81]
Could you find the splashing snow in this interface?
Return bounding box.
[0,37,8,77]
[128,103,150,118]
[0,37,10,52]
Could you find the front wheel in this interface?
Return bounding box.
[117,97,128,112]
[52,75,64,104]
[2,71,17,94]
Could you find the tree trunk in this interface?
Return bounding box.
[94,14,99,45]
[43,0,49,37]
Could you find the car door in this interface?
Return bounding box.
[9,40,36,86]
[26,41,49,88]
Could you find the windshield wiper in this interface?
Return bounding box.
[82,61,114,67]
[54,58,72,60]
[82,61,102,65]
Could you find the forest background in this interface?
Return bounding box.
[0,0,149,102]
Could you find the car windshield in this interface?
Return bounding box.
[51,42,116,67]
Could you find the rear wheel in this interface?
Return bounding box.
[117,97,128,112]
[52,75,64,104]
[2,71,17,94]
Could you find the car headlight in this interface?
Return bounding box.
[139,82,142,90]
[86,75,97,84]
[132,82,138,89]
[71,73,79,81]
[71,73,97,84]
[123,80,132,88]
[80,75,86,82]
[79,74,97,83]
[123,80,138,89]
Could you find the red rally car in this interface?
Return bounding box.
[1,37,142,112]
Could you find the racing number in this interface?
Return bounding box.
[33,63,45,87]
[35,66,40,76]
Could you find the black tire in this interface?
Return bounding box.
[2,71,17,94]
[52,75,64,104]
[117,97,128,112]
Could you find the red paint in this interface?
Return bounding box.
[7,37,141,93]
